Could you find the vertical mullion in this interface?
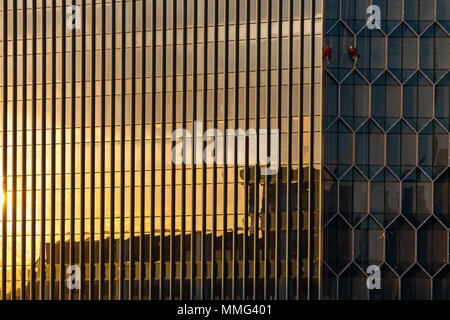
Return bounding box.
[297,0,304,301]
[263,0,271,300]
[180,0,187,300]
[130,0,136,300]
[12,0,18,301]
[243,0,250,300]
[70,0,77,301]
[286,0,294,300]
[190,0,198,301]
[50,0,57,300]
[149,0,156,300]
[211,0,218,300]
[89,0,97,300]
[160,0,166,300]
[31,0,37,301]
[254,0,261,300]
[200,0,208,301]
[100,0,106,300]
[22,0,28,301]
[80,0,87,300]
[40,0,47,300]
[1,0,7,301]
[130,0,137,300]
[169,0,176,300]
[139,0,146,301]
[232,0,239,300]
[109,0,116,301]
[60,0,67,301]
[316,0,323,300]
[275,0,283,300]
[119,0,126,301]
[221,0,229,300]
[308,0,316,300]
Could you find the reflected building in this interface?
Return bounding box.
[0,0,449,300]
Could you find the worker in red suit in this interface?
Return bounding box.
[349,46,360,61]
[323,47,331,62]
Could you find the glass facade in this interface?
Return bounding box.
[0,0,323,300]
[1,0,447,301]
[323,0,450,300]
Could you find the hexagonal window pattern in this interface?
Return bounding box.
[325,22,355,81]
[386,120,417,179]
[322,0,450,301]
[338,264,368,300]
[417,217,448,276]
[401,265,431,300]
[340,71,369,130]
[436,0,450,33]
[402,168,432,227]
[420,24,450,83]
[354,217,384,269]
[372,0,402,34]
[434,168,450,227]
[324,216,352,274]
[355,119,385,179]
[356,28,386,81]
[340,168,369,226]
[340,0,371,34]
[386,216,415,275]
[325,119,353,178]
[324,168,338,224]
[435,73,450,130]
[418,120,448,179]
[404,0,435,34]
[388,23,418,82]
[433,265,450,300]
[324,72,338,128]
[403,72,434,131]
[369,264,400,300]
[370,168,400,227]
[371,71,401,131]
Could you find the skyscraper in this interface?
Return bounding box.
[0,0,448,300]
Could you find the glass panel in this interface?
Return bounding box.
[325,22,354,81]
[418,120,448,178]
[370,168,400,227]
[339,168,368,226]
[388,23,418,82]
[419,24,450,83]
[434,169,450,227]
[401,265,431,300]
[385,217,415,275]
[340,71,369,130]
[338,264,368,300]
[404,0,435,34]
[402,168,432,227]
[417,217,447,275]
[354,217,384,269]
[324,216,352,274]
[371,72,401,131]
[372,0,402,33]
[324,119,353,178]
[357,28,386,81]
[403,72,433,131]
[435,73,450,129]
[355,119,384,178]
[386,120,416,179]
[340,0,371,33]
